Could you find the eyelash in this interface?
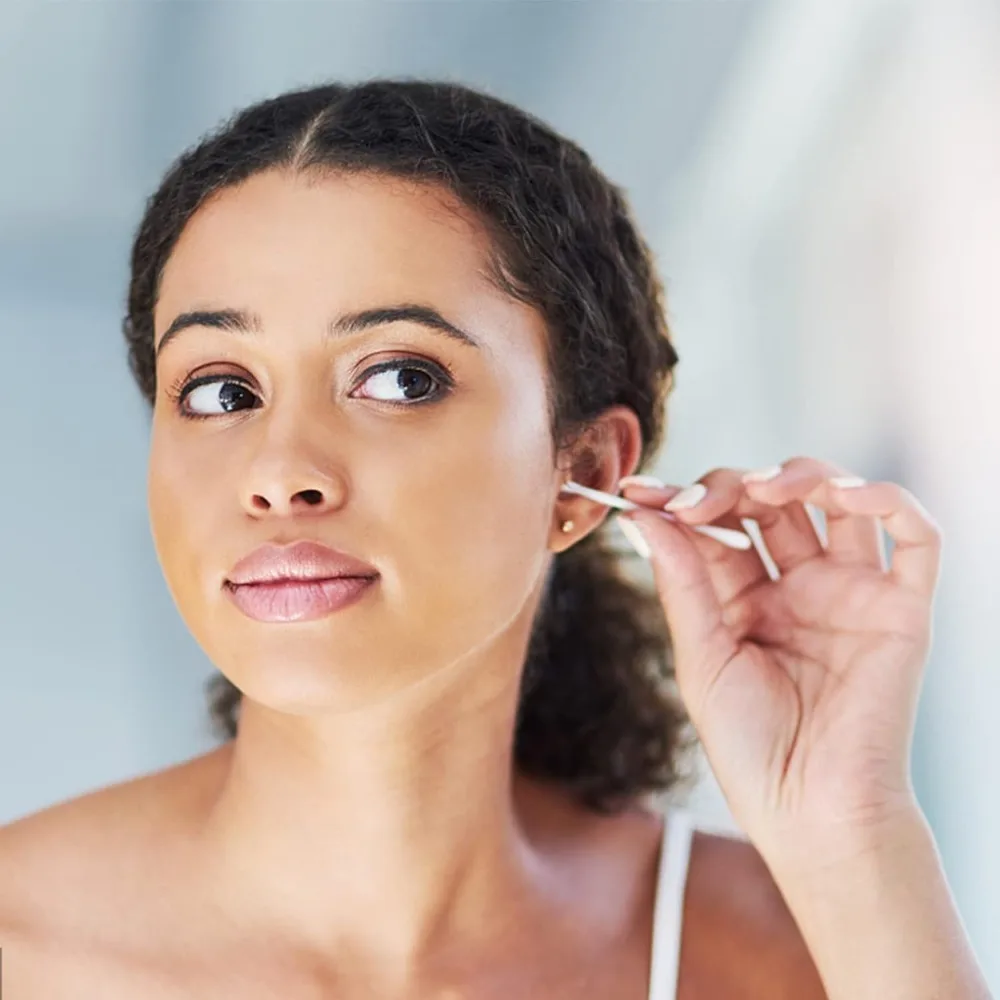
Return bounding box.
[165,357,455,420]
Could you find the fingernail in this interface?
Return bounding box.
[663,483,707,511]
[618,474,666,489]
[743,465,783,483]
[829,476,866,489]
[616,516,652,559]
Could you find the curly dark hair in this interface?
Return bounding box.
[123,78,694,814]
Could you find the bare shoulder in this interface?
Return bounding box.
[0,746,229,943]
[681,826,827,999]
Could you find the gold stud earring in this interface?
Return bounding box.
[560,519,575,533]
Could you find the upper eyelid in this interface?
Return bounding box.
[179,355,447,386]
[172,356,449,405]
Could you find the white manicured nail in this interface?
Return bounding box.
[829,476,866,489]
[663,483,707,511]
[743,465,783,483]
[618,474,666,489]
[616,516,651,559]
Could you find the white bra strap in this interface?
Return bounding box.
[647,808,694,1000]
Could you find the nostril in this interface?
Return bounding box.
[247,489,325,512]
[296,489,324,506]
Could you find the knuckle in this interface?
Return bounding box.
[786,455,847,483]
[700,468,743,501]
[701,467,731,485]
[900,487,943,539]
[925,515,944,541]
[783,455,820,472]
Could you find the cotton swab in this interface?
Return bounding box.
[559,479,753,551]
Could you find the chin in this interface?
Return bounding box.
[201,620,417,716]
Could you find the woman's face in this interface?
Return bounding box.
[149,169,567,713]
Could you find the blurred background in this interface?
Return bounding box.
[0,0,996,982]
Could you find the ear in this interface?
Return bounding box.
[551,405,643,550]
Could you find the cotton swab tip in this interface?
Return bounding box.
[560,479,753,551]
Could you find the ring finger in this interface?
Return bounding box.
[741,458,885,572]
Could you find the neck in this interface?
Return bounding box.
[197,635,589,984]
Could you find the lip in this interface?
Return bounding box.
[224,540,379,623]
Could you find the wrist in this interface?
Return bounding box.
[753,796,930,888]
[771,807,934,907]
[758,809,992,1000]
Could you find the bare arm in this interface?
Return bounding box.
[770,810,992,1000]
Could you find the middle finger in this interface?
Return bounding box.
[741,457,885,572]
[624,466,827,583]
[622,469,771,608]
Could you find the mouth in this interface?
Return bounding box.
[223,575,378,623]
[224,539,380,623]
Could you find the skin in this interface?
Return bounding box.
[0,169,989,998]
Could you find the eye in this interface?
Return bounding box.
[180,376,260,417]
[353,360,450,405]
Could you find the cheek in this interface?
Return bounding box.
[379,388,556,643]
[147,423,226,602]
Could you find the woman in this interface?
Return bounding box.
[0,80,990,999]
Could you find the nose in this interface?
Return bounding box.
[240,452,346,519]
[247,484,337,516]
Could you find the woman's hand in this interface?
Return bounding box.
[620,457,942,867]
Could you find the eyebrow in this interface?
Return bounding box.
[154,303,483,357]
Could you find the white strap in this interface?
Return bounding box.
[647,808,694,1000]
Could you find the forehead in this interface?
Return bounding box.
[155,169,507,330]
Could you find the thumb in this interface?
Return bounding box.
[623,509,736,697]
